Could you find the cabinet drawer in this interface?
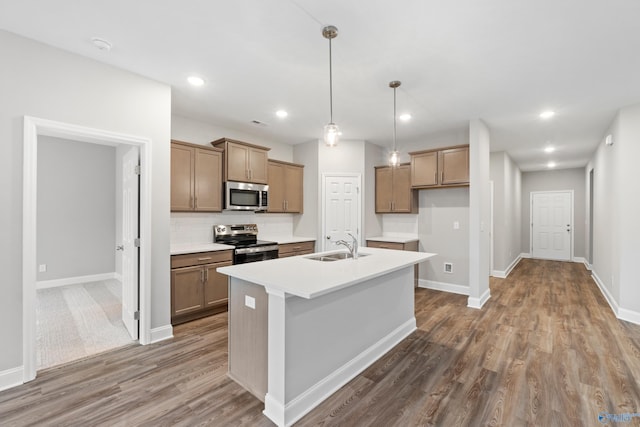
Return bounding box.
[171,250,233,269]
[278,241,315,256]
[366,241,405,250]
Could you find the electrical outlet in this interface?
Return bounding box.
[453,221,460,230]
[245,295,255,309]
[444,262,453,274]
[39,264,47,273]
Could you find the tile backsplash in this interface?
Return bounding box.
[171,212,294,245]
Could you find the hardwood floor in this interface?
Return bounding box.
[2,259,640,426]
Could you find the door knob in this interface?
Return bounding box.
[326,236,331,240]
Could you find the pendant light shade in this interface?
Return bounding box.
[389,80,401,166]
[322,25,339,147]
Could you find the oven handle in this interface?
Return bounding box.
[235,245,279,255]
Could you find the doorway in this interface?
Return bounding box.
[588,168,594,268]
[23,116,152,383]
[530,190,573,261]
[321,174,362,251]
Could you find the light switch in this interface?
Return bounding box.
[453,221,459,230]
[245,295,256,309]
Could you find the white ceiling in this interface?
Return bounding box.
[2,0,640,171]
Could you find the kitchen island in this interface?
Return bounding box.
[217,247,436,427]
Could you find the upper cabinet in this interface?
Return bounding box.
[211,138,270,184]
[171,140,223,212]
[267,160,304,213]
[410,145,469,188]
[375,164,417,213]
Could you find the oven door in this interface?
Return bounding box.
[234,245,279,264]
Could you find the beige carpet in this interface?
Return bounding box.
[36,279,134,370]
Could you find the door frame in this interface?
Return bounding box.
[529,190,574,261]
[320,173,362,252]
[22,116,153,383]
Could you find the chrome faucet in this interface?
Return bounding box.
[335,233,359,259]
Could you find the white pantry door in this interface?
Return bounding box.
[531,191,572,261]
[121,146,139,340]
[322,174,361,251]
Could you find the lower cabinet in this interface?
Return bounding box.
[278,241,315,258]
[366,240,419,286]
[171,250,233,325]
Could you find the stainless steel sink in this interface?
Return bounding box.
[306,252,370,262]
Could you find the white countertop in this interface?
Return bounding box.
[260,236,316,244]
[170,243,235,255]
[217,247,436,299]
[366,235,419,243]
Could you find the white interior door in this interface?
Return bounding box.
[121,146,139,339]
[531,191,572,261]
[322,174,361,251]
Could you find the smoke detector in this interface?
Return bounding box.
[91,37,113,52]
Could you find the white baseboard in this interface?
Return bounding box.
[0,366,24,392]
[150,324,173,343]
[36,272,118,290]
[618,308,640,325]
[591,271,619,315]
[491,254,523,278]
[263,318,416,427]
[467,289,491,309]
[418,279,470,296]
[520,252,531,259]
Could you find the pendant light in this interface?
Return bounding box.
[322,25,339,147]
[388,80,401,166]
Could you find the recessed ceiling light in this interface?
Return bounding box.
[547,161,556,168]
[539,110,555,119]
[187,76,205,87]
[399,113,412,121]
[276,110,288,118]
[91,37,112,52]
[544,146,555,153]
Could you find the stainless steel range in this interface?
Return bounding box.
[213,224,279,264]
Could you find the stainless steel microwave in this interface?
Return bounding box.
[225,181,269,211]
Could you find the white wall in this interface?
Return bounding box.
[37,137,116,281]
[0,30,171,373]
[489,151,522,272]
[418,188,470,287]
[468,119,491,307]
[520,168,586,258]
[171,115,294,162]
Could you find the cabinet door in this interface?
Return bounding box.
[248,148,269,184]
[392,165,414,213]
[194,148,222,212]
[171,266,204,317]
[375,167,393,213]
[226,142,249,182]
[171,144,195,211]
[267,161,286,212]
[204,261,232,308]
[440,146,469,185]
[284,165,303,213]
[411,151,438,187]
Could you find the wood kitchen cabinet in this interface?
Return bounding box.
[410,145,469,188]
[211,138,270,184]
[171,250,233,325]
[366,239,419,286]
[375,163,417,213]
[267,160,304,213]
[278,240,315,258]
[171,140,223,212]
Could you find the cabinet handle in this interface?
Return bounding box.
[441,171,444,183]
[205,268,209,282]
[197,257,212,261]
[293,246,301,250]
[190,196,194,209]
[200,269,204,283]
[194,196,198,208]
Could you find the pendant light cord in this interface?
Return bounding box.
[329,37,333,123]
[393,85,397,152]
